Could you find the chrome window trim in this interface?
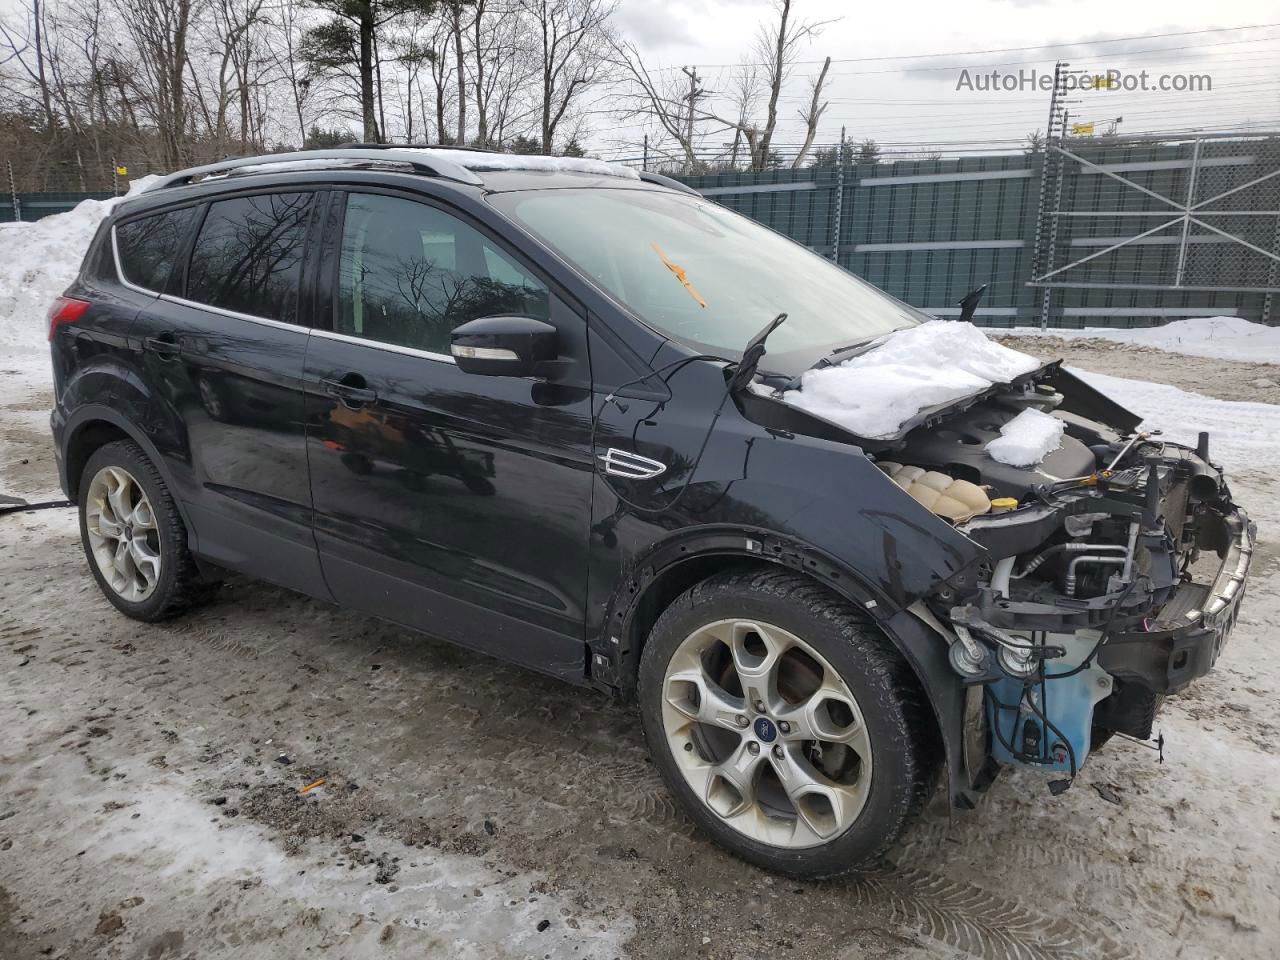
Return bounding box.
[309,326,457,364]
[157,292,302,332]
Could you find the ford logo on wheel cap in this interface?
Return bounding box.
[753,717,778,742]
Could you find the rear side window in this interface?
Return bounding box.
[115,208,195,292]
[186,192,312,322]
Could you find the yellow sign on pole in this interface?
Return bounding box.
[1092,74,1118,91]
[115,165,128,176]
[1071,122,1096,136]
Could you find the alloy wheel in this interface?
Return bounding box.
[660,618,872,848]
[85,465,162,602]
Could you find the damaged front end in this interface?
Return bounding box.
[748,355,1254,798]
[903,366,1255,793]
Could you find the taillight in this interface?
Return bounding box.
[48,296,91,341]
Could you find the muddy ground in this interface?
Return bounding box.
[1,342,1277,960]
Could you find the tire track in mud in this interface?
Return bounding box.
[850,868,1137,960]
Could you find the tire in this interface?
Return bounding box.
[78,439,208,622]
[638,567,937,878]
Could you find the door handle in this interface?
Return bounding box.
[321,374,378,409]
[145,334,181,360]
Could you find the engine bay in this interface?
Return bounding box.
[898,368,1253,791]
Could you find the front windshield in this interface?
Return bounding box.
[489,187,926,360]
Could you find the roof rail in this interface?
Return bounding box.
[337,141,489,154]
[638,171,701,197]
[144,148,485,192]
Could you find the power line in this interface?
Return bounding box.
[642,22,1280,72]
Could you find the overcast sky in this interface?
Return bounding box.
[602,0,1280,158]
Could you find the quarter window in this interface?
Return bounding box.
[116,207,196,292]
[336,193,549,354]
[186,192,312,321]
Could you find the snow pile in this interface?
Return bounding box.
[404,148,640,180]
[1006,316,1280,365]
[778,320,1041,439]
[0,176,160,354]
[986,408,1065,466]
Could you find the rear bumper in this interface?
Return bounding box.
[1099,507,1254,694]
[50,407,71,499]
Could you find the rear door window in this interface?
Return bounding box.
[115,207,196,292]
[186,192,312,322]
[336,192,549,354]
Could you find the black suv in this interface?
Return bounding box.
[49,147,1253,877]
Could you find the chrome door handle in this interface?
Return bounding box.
[321,376,378,409]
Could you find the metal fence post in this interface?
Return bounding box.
[1174,139,1203,287]
[830,126,846,263]
[6,160,20,222]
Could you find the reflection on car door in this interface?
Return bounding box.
[303,190,594,680]
[130,190,328,596]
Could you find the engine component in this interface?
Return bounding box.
[877,462,990,522]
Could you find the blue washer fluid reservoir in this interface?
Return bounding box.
[987,631,1114,774]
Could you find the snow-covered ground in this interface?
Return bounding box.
[1007,316,1280,365]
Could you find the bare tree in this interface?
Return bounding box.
[114,0,202,167]
[696,0,833,172]
[792,54,829,168]
[470,0,533,147]
[0,0,61,137]
[441,0,467,144]
[610,40,703,171]
[519,0,615,154]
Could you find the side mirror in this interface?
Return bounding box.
[449,315,558,378]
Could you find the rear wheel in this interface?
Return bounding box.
[638,567,936,877]
[78,439,208,621]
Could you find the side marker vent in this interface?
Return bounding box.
[598,448,667,480]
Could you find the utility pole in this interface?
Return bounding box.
[681,66,704,174]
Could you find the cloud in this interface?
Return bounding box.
[614,1,697,50]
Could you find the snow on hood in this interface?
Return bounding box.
[0,176,159,353]
[985,408,1065,467]
[774,320,1041,439]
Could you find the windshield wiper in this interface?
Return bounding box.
[817,334,883,368]
[727,313,788,394]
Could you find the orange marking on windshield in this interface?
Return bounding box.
[651,243,707,308]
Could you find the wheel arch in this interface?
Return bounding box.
[599,526,971,808]
[61,405,197,550]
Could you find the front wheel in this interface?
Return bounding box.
[638,568,937,877]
